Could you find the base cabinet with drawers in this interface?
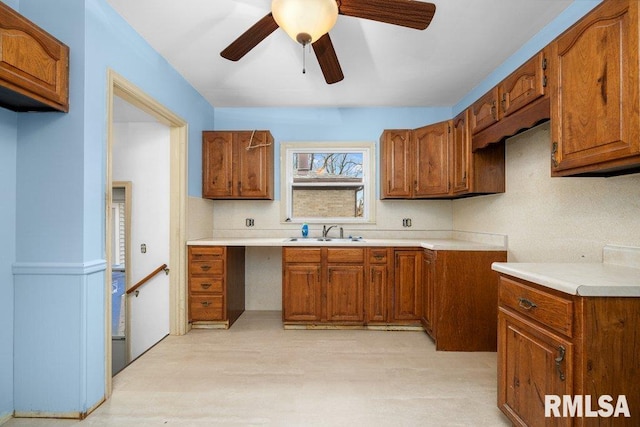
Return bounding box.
[497,275,640,426]
[188,246,245,328]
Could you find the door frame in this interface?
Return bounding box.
[105,70,189,395]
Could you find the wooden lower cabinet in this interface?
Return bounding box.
[188,246,245,328]
[393,249,423,323]
[497,275,640,426]
[283,246,424,326]
[422,249,507,351]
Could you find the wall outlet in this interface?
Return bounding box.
[402,218,412,228]
[245,218,255,227]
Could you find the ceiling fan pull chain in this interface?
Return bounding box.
[302,43,306,74]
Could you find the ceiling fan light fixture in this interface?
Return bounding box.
[271,0,338,46]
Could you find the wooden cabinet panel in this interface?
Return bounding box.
[451,110,471,194]
[236,131,273,198]
[202,130,273,199]
[421,250,435,336]
[550,0,640,176]
[393,250,422,322]
[326,248,364,263]
[326,265,364,322]
[414,122,450,197]
[499,51,546,118]
[202,132,234,198]
[0,2,69,112]
[498,310,572,427]
[381,129,413,198]
[470,87,499,135]
[366,264,389,323]
[282,263,322,321]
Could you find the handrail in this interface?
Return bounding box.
[126,263,169,296]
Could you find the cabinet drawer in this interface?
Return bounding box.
[190,295,224,320]
[190,246,225,259]
[189,277,224,294]
[189,259,224,275]
[283,247,322,263]
[327,248,365,263]
[499,276,573,337]
[368,248,389,264]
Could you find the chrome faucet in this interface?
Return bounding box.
[322,225,338,238]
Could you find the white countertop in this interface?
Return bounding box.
[492,258,640,297]
[187,237,506,251]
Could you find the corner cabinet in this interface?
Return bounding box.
[202,130,274,199]
[188,246,245,328]
[497,274,640,426]
[549,0,640,176]
[0,2,69,112]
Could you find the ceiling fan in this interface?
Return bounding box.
[220,0,436,84]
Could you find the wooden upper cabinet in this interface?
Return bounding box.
[450,109,471,194]
[414,122,450,197]
[470,87,499,135]
[381,123,450,199]
[202,130,274,199]
[0,2,69,112]
[550,0,640,176]
[380,129,412,198]
[499,51,546,119]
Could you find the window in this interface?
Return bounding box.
[281,142,375,223]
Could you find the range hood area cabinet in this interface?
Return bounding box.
[202,130,274,200]
[549,0,640,177]
[380,115,505,200]
[0,2,69,112]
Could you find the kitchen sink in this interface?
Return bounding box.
[285,237,365,243]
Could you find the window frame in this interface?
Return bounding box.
[280,141,376,224]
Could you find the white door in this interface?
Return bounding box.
[112,98,171,362]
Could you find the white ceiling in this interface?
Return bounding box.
[106,0,573,108]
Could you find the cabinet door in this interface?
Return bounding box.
[414,122,450,197]
[470,87,499,135]
[366,264,388,323]
[421,250,436,337]
[550,0,640,175]
[235,131,273,199]
[381,130,413,198]
[499,51,546,119]
[0,2,69,112]
[283,264,322,322]
[202,131,234,198]
[498,310,572,427]
[393,250,423,322]
[326,265,364,322]
[450,111,471,194]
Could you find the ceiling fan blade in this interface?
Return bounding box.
[312,33,344,85]
[338,0,436,30]
[220,13,279,61]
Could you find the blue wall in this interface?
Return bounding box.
[10,0,215,416]
[2,0,602,418]
[0,107,17,420]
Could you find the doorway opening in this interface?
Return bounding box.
[105,70,188,395]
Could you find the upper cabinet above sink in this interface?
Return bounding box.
[0,2,70,112]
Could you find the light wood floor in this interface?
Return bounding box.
[6,311,510,426]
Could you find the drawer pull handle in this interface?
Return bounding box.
[201,283,212,289]
[518,297,537,310]
[201,301,211,307]
[374,255,384,260]
[555,345,566,381]
[200,265,211,272]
